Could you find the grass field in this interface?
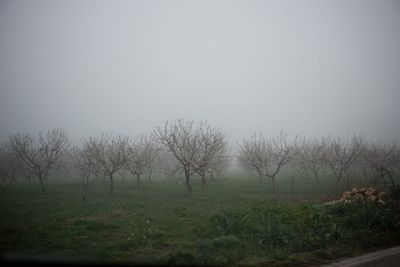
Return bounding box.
[1,176,399,266]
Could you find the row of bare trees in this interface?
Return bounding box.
[1,121,399,196]
[237,132,400,191]
[0,120,229,196]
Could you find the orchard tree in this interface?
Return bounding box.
[0,140,21,188]
[153,119,226,193]
[9,128,69,192]
[362,140,400,189]
[323,133,365,185]
[237,131,294,190]
[295,137,327,184]
[71,145,96,204]
[126,135,159,187]
[84,133,129,195]
[194,127,227,188]
[143,138,160,183]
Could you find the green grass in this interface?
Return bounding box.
[0,176,399,266]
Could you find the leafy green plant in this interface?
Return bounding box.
[194,235,244,266]
[161,249,196,266]
[327,201,399,231]
[252,212,291,247]
[204,202,394,254]
[210,212,250,237]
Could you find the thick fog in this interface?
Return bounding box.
[1,0,399,143]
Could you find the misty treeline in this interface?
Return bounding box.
[1,119,400,199]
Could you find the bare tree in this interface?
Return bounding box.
[362,140,400,189]
[323,133,365,186]
[57,147,74,183]
[9,128,69,192]
[145,142,161,183]
[194,127,227,188]
[84,133,129,195]
[295,137,327,184]
[153,119,225,193]
[237,131,294,190]
[0,140,21,188]
[71,145,96,204]
[126,135,159,187]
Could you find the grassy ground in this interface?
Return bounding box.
[0,176,399,266]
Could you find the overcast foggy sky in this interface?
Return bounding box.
[0,0,400,143]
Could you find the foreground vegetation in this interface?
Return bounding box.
[1,177,400,266]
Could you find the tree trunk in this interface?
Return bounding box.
[184,169,192,194]
[271,176,276,191]
[346,172,351,187]
[109,175,114,195]
[210,172,215,182]
[363,166,368,180]
[39,176,46,193]
[335,169,343,186]
[82,176,89,204]
[303,167,310,181]
[186,179,192,193]
[291,175,295,201]
[201,175,206,189]
[136,173,141,187]
[384,169,396,189]
[311,169,320,184]
[258,172,264,183]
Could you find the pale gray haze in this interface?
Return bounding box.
[1,0,399,143]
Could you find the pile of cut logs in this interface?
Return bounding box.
[323,187,386,206]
